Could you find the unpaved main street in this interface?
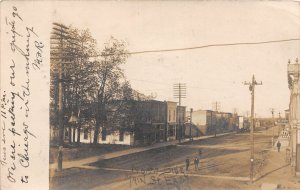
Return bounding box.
[50,127,299,190]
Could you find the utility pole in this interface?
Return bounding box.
[244,75,262,183]
[270,108,275,147]
[51,23,70,171]
[174,83,186,142]
[173,83,186,106]
[212,101,220,112]
[278,112,282,136]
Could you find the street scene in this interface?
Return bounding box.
[49,1,300,190]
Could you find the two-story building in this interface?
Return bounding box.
[176,106,186,140]
[167,101,177,141]
[133,100,167,145]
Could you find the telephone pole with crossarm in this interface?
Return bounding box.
[244,75,262,183]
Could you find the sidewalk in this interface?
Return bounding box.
[243,125,300,189]
[246,145,300,189]
[50,132,234,171]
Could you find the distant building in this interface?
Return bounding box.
[186,110,217,136]
[185,110,237,137]
[238,116,244,129]
[216,112,236,132]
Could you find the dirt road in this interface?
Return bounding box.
[50,127,300,190]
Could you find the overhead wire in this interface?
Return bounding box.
[93,38,300,57]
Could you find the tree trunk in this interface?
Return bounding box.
[93,120,99,144]
[94,107,106,144]
[94,90,105,144]
[93,66,108,145]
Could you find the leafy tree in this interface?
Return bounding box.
[65,27,98,144]
[92,37,129,144]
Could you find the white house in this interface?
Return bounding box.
[98,130,134,145]
[67,127,134,145]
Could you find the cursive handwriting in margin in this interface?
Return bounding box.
[1,6,44,185]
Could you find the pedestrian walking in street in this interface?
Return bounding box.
[277,141,281,152]
[185,158,190,171]
[194,157,199,170]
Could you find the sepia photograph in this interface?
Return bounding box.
[1,0,300,190]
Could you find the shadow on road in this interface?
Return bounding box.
[254,164,289,182]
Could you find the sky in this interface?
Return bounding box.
[52,1,300,117]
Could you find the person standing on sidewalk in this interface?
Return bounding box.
[185,158,190,171]
[277,141,281,152]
